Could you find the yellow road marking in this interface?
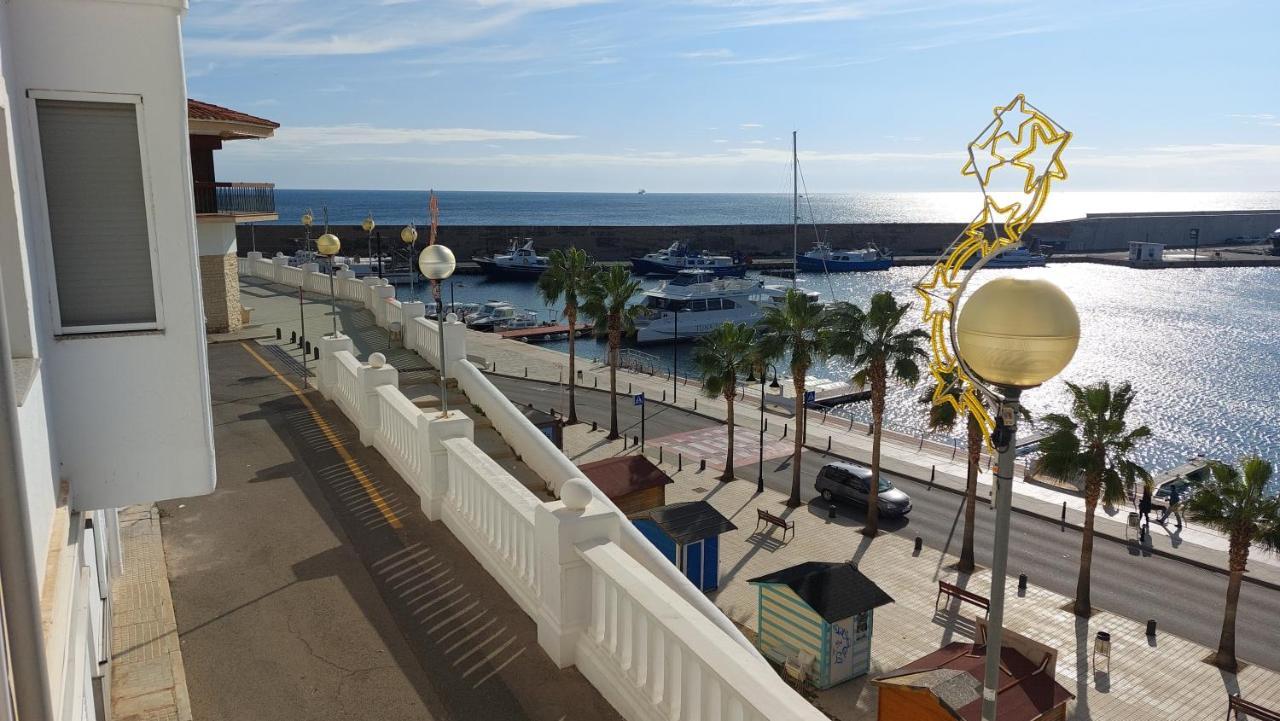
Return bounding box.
[240,342,402,529]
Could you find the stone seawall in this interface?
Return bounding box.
[237,209,1280,259]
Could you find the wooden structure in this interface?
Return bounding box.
[498,322,593,341]
[631,501,736,592]
[748,562,893,689]
[936,580,989,616]
[754,507,794,542]
[873,625,1072,721]
[578,456,673,516]
[1227,694,1280,721]
[521,405,563,450]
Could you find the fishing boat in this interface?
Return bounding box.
[468,303,538,332]
[795,241,893,272]
[965,246,1048,269]
[631,270,810,344]
[630,241,747,277]
[473,238,550,279]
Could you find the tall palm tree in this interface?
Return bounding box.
[582,265,642,440]
[1036,380,1152,615]
[826,292,928,537]
[1184,456,1280,672]
[693,322,756,482]
[537,247,597,424]
[755,288,826,508]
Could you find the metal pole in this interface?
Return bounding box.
[328,260,338,337]
[437,290,448,417]
[792,130,798,288]
[981,388,1021,721]
[299,287,308,379]
[672,310,678,403]
[757,371,766,493]
[641,398,646,449]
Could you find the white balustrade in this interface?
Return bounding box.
[374,385,425,483]
[330,351,363,421]
[278,265,304,287]
[385,299,404,330]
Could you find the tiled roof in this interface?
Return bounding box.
[578,456,673,499]
[187,99,280,129]
[748,562,893,622]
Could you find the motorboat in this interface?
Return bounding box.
[631,270,804,344]
[467,303,539,332]
[795,240,893,272]
[464,300,514,327]
[493,311,542,332]
[630,241,747,277]
[965,246,1048,269]
[474,238,549,279]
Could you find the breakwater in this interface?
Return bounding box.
[238,209,1280,260]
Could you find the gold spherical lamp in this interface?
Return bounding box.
[301,210,314,227]
[400,225,419,245]
[362,215,376,233]
[417,244,456,280]
[315,233,341,257]
[955,277,1079,389]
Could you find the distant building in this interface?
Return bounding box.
[0,0,216,719]
[1128,240,1164,265]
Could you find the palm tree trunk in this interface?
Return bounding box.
[787,376,805,507]
[1215,543,1249,671]
[566,306,578,424]
[864,364,886,537]
[959,412,981,573]
[1075,482,1100,615]
[721,390,736,482]
[607,324,620,439]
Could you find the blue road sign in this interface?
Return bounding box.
[634,393,645,406]
[804,390,816,403]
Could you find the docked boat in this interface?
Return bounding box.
[630,241,747,277]
[467,303,540,332]
[795,240,893,272]
[964,246,1048,269]
[473,239,550,279]
[631,270,812,344]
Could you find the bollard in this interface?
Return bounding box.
[662,390,667,402]
[578,369,583,381]
[828,501,836,519]
[594,377,598,388]
[1018,574,1028,592]
[678,453,683,472]
[1061,501,1067,522]
[782,423,788,439]
[827,436,832,452]
[699,459,706,472]
[913,537,923,553]
[313,347,320,361]
[849,417,855,431]
[918,436,925,450]
[291,330,297,344]
[764,418,769,432]
[628,382,632,394]
[304,340,311,355]
[693,398,698,411]
[591,420,598,432]
[659,447,663,463]
[1146,619,1157,637]
[866,422,873,436]
[930,465,936,483]
[276,327,282,340]
[524,367,528,378]
[633,435,639,447]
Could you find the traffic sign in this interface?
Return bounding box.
[804,390,816,403]
[633,393,645,406]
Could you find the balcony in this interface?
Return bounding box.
[193,181,277,220]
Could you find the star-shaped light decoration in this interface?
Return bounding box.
[1009,121,1071,194]
[960,133,1009,187]
[990,94,1038,147]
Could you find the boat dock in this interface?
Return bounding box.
[498,323,594,342]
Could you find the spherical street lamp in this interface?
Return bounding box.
[955,277,1079,389]
[301,209,314,252]
[400,225,418,245]
[419,244,457,416]
[362,215,375,234]
[314,233,341,337]
[315,233,340,257]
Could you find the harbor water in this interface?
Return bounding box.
[399,263,1280,479]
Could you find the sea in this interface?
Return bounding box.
[279,189,1280,480]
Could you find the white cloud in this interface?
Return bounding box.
[679,48,734,59]
[716,54,805,65]
[739,122,763,129]
[586,56,622,64]
[330,146,960,168]
[1071,143,1280,168]
[268,124,579,147]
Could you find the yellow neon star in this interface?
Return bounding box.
[990,95,1039,148]
[1008,122,1070,194]
[960,132,1010,187]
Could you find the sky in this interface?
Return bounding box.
[183,0,1280,193]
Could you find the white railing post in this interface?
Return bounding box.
[372,285,396,327]
[357,355,399,446]
[272,255,289,282]
[335,268,355,281]
[419,412,474,520]
[442,313,467,373]
[246,251,263,261]
[399,302,426,352]
[317,334,354,400]
[534,480,620,668]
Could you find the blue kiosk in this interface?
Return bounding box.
[630,501,736,592]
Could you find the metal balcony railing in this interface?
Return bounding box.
[193,181,276,216]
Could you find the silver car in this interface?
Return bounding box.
[815,462,912,517]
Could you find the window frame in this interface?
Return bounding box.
[25,89,165,336]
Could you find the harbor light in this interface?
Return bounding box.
[419,244,457,417]
[400,225,418,245]
[955,277,1079,389]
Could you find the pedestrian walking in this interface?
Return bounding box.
[1161,485,1184,527]
[1138,484,1153,540]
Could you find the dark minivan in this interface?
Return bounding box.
[815,462,912,517]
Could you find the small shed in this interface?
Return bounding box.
[748,562,893,688]
[577,455,673,515]
[630,501,736,591]
[872,625,1072,721]
[1128,241,1164,265]
[522,405,563,449]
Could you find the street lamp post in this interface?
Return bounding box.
[301,209,313,253]
[750,364,779,493]
[401,224,419,297]
[954,277,1079,721]
[418,244,457,417]
[315,232,342,338]
[362,213,376,269]
[672,308,679,402]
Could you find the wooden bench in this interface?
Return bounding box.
[755,508,794,543]
[936,580,990,617]
[1227,694,1280,721]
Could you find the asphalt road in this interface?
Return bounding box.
[491,374,1280,672]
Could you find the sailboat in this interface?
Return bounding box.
[790,132,894,273]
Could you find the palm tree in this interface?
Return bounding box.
[1036,380,1152,615]
[582,265,642,440]
[755,288,826,507]
[1184,456,1280,672]
[537,247,597,424]
[693,322,755,481]
[826,292,928,537]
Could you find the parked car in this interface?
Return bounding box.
[815,462,912,517]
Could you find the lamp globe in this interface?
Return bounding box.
[315,233,341,257]
[418,244,456,280]
[955,277,1079,389]
[400,225,419,245]
[362,215,376,233]
[301,211,314,227]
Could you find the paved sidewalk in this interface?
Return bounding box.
[564,425,1280,721]
[110,505,194,721]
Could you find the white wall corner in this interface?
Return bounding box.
[533,504,619,668]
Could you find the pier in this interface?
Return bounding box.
[498,322,594,341]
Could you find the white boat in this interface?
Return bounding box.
[493,311,542,332]
[464,300,514,327]
[630,241,747,277]
[965,246,1048,268]
[473,239,550,279]
[467,303,540,332]
[631,270,815,344]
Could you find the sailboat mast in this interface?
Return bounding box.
[792,130,798,288]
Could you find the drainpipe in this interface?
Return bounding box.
[0,271,56,721]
